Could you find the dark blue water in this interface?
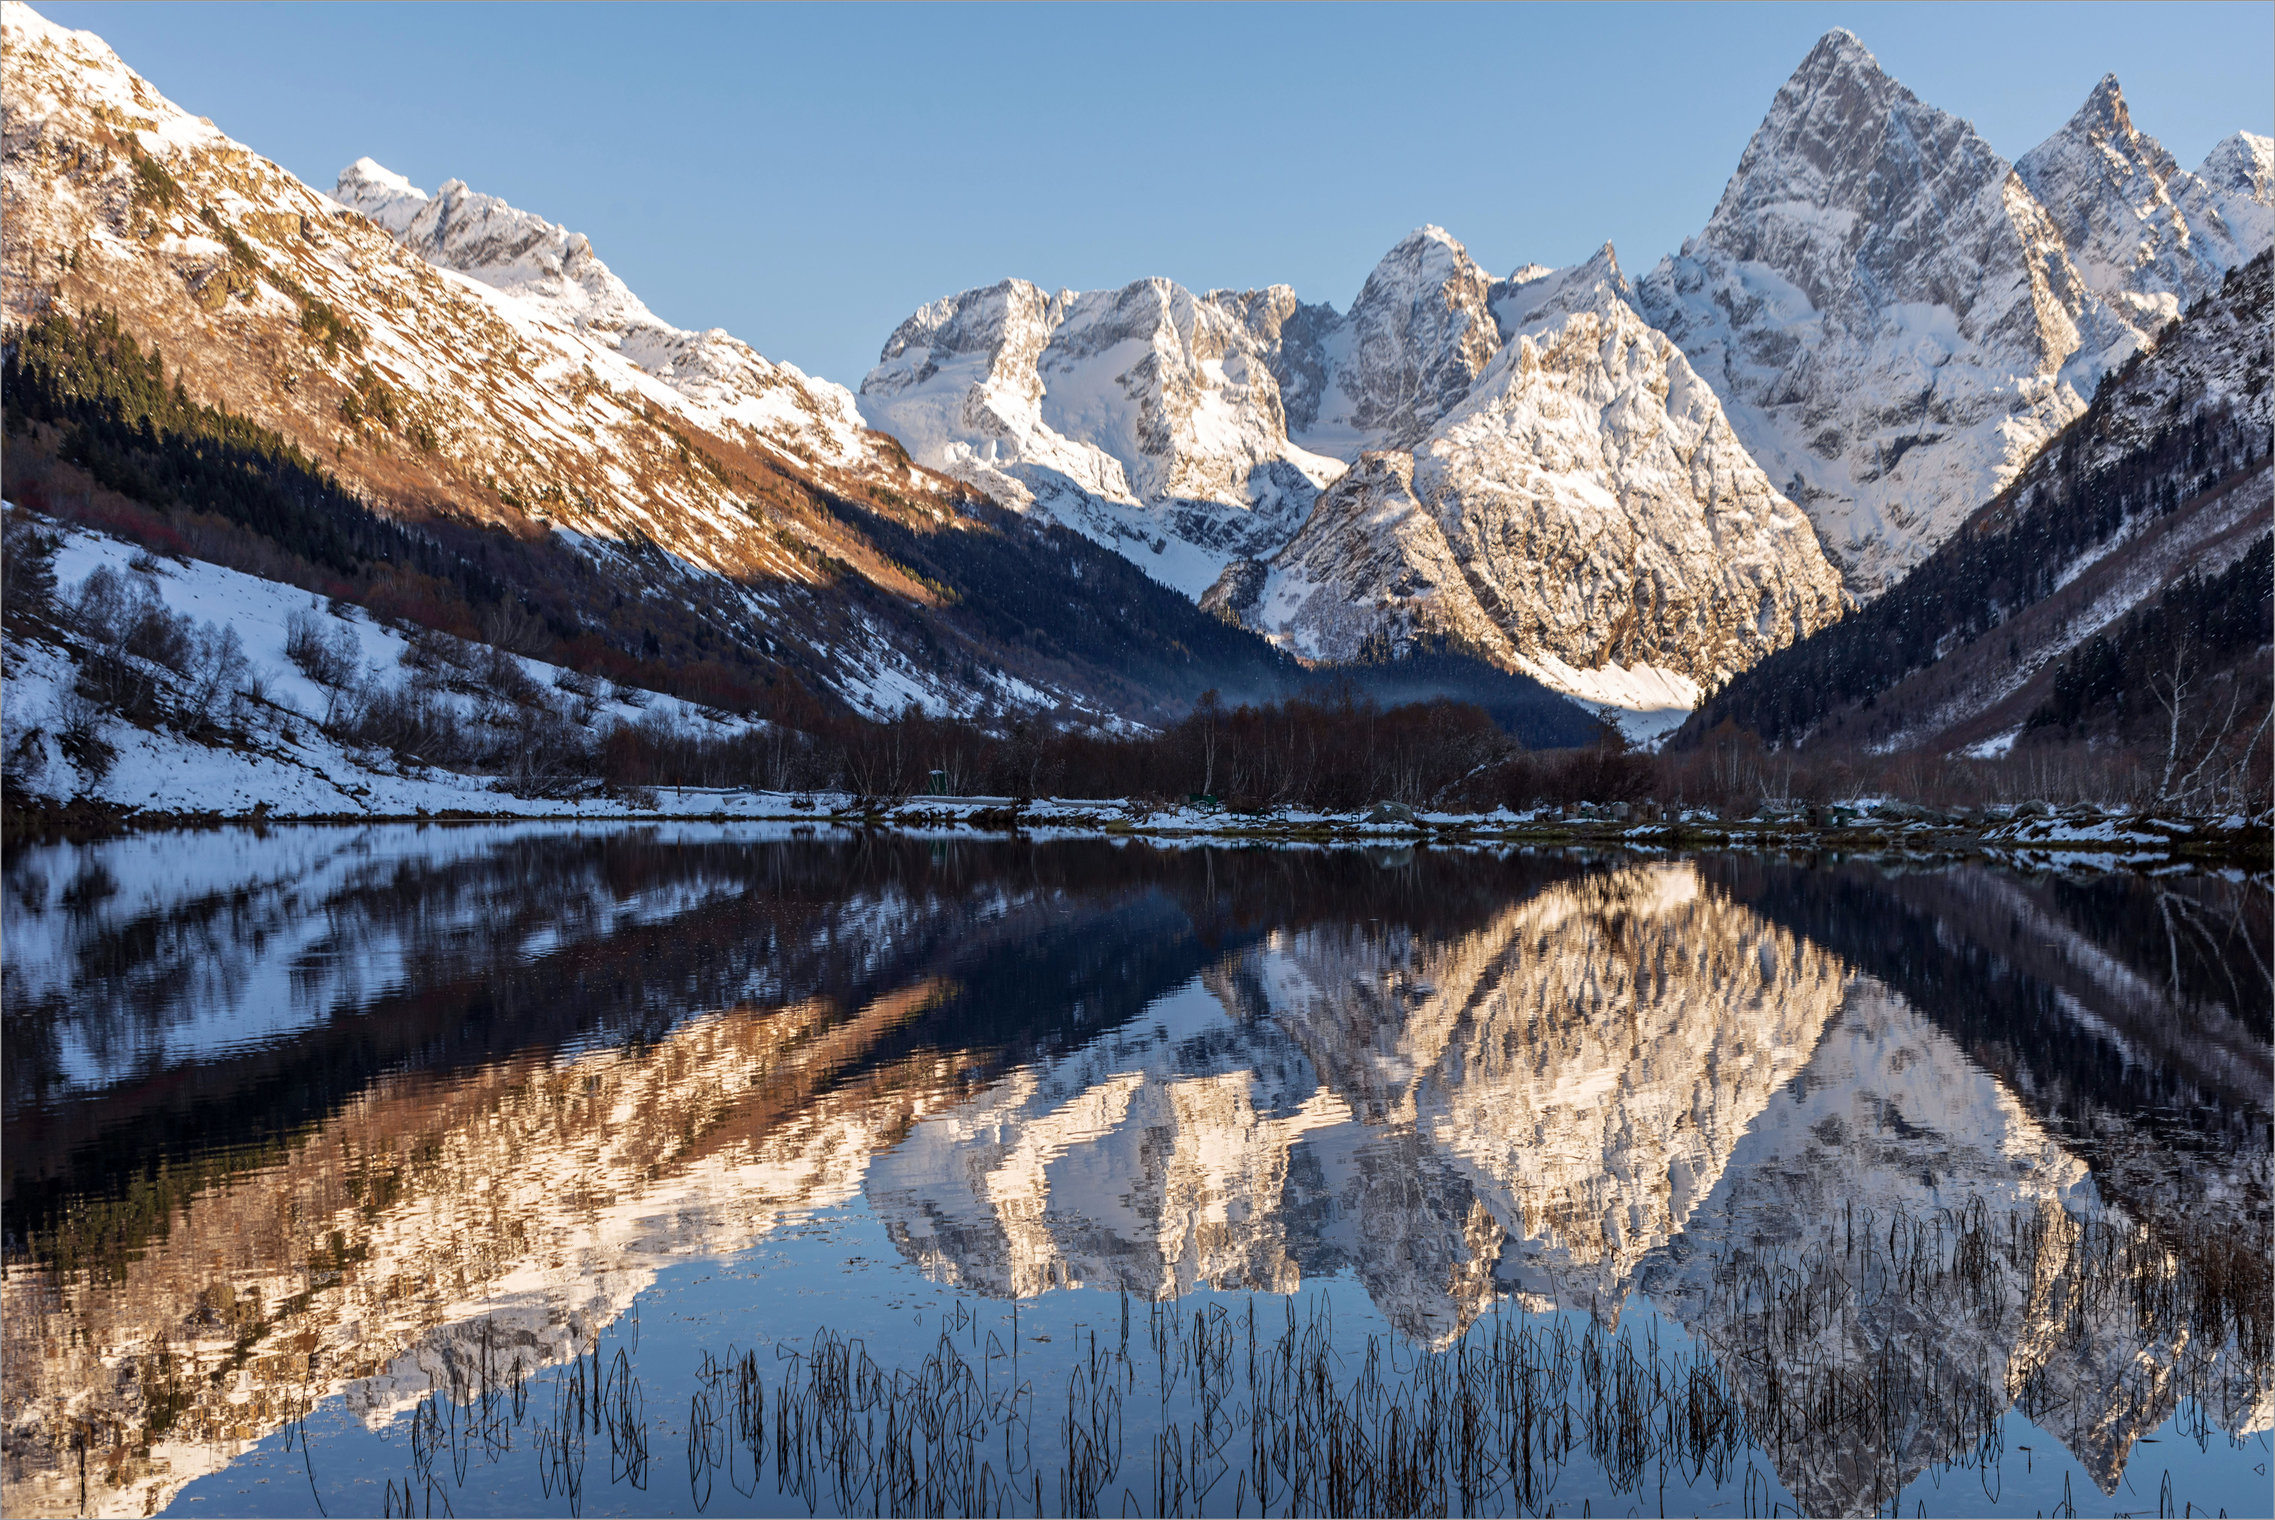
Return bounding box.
[4,826,2267,1517]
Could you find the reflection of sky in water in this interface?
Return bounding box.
[0,828,2265,1518]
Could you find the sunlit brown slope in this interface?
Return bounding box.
[0,3,1296,723]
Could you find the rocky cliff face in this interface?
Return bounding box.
[1635,31,2120,599]
[1219,273,1846,726]
[2015,78,2265,330]
[858,275,1346,598]
[1285,225,1506,456]
[1685,252,2273,754]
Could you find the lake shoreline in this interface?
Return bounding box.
[6,788,2267,866]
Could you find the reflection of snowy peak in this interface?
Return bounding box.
[858,276,1346,597]
[868,984,1347,1303]
[2014,77,2263,328]
[868,866,1856,1342]
[1254,866,1852,1311]
[1638,981,2104,1514]
[333,160,881,474]
[1636,31,2120,598]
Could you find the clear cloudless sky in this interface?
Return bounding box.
[34,1,2275,388]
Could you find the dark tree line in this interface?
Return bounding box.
[2029,534,2273,739]
[3,309,491,596]
[591,689,1642,813]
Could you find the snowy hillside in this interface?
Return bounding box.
[0,508,782,817]
[331,159,885,478]
[0,1,1309,732]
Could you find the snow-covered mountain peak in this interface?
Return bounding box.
[2202,130,2274,200]
[1369,224,1476,289]
[860,273,1345,597]
[2011,73,2253,328]
[333,157,428,236]
[1221,278,1844,732]
[1767,26,1887,113]
[2070,73,2132,138]
[1701,30,2007,306]
[1306,224,1503,453]
[2190,131,2275,257]
[1636,28,2133,598]
[1490,242,1629,338]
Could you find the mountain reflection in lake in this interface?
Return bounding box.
[2,826,2267,1518]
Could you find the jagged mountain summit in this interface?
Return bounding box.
[1281,224,1507,456]
[1210,267,1845,728]
[2015,77,2266,329]
[1635,32,2272,600]
[332,158,883,478]
[855,225,1531,601]
[856,276,1347,599]
[2194,129,2275,254]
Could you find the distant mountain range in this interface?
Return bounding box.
[4,0,2269,753]
[846,29,2269,732]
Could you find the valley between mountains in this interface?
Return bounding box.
[1,1,2268,826]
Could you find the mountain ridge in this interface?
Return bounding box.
[1680,252,2273,762]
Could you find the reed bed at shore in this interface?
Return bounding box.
[350,1198,2268,1519]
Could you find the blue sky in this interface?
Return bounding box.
[39,1,2275,388]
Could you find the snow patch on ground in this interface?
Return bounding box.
[1964,728,2022,759]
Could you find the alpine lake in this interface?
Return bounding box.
[3,824,2267,1519]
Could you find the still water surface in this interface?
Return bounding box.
[2,826,2268,1517]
